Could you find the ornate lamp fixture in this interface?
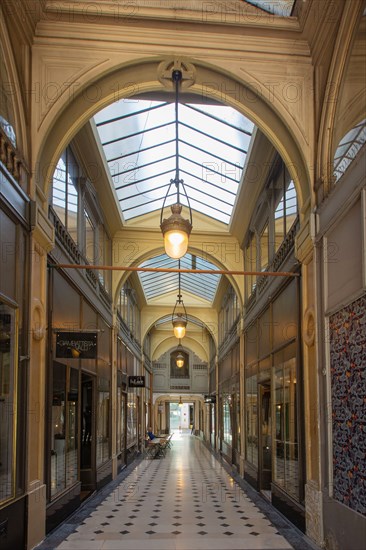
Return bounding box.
[175,340,185,368]
[160,69,192,259]
[178,395,183,407]
[172,259,188,339]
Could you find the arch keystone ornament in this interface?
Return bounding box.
[158,59,196,90]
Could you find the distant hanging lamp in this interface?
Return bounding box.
[176,340,185,368]
[172,259,188,339]
[178,395,183,407]
[160,69,192,259]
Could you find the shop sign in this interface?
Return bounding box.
[56,331,97,359]
[128,375,145,388]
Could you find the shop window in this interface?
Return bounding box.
[222,393,232,445]
[245,365,258,467]
[116,382,126,456]
[51,363,79,498]
[211,403,216,445]
[120,392,126,454]
[236,387,241,453]
[273,351,299,501]
[126,392,137,448]
[52,150,79,244]
[96,378,110,466]
[0,303,17,503]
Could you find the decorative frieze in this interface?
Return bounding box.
[0,127,28,191]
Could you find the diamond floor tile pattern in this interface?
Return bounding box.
[40,434,320,550]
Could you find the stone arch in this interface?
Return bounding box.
[317,3,365,193]
[153,335,208,364]
[35,56,311,216]
[144,313,217,357]
[113,243,243,314]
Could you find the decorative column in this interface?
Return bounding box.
[27,204,54,549]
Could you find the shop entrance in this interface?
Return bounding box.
[169,401,194,433]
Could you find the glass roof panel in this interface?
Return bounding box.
[333,118,366,183]
[94,98,255,224]
[244,1,296,16]
[138,253,220,303]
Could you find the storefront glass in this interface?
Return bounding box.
[245,364,258,467]
[0,303,17,503]
[51,363,79,497]
[222,393,232,444]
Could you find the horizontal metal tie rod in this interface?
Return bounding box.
[49,264,299,277]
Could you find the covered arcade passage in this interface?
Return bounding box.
[0,1,365,550]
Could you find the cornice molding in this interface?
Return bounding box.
[42,0,300,31]
[33,21,309,57]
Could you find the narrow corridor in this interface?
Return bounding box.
[38,434,319,550]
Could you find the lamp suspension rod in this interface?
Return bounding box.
[178,258,181,298]
[49,264,300,277]
[173,69,181,202]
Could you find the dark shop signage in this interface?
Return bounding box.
[204,395,216,404]
[128,376,145,388]
[56,332,97,359]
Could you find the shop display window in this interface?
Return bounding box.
[96,379,110,466]
[273,351,299,500]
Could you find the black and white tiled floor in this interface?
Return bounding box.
[38,433,320,550]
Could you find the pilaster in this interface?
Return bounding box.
[295,213,324,546]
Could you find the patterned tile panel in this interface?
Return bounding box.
[329,294,366,515]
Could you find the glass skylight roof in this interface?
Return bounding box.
[94,99,254,224]
[333,119,366,183]
[244,1,296,16]
[138,253,220,303]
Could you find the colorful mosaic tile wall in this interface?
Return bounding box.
[329,294,366,515]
